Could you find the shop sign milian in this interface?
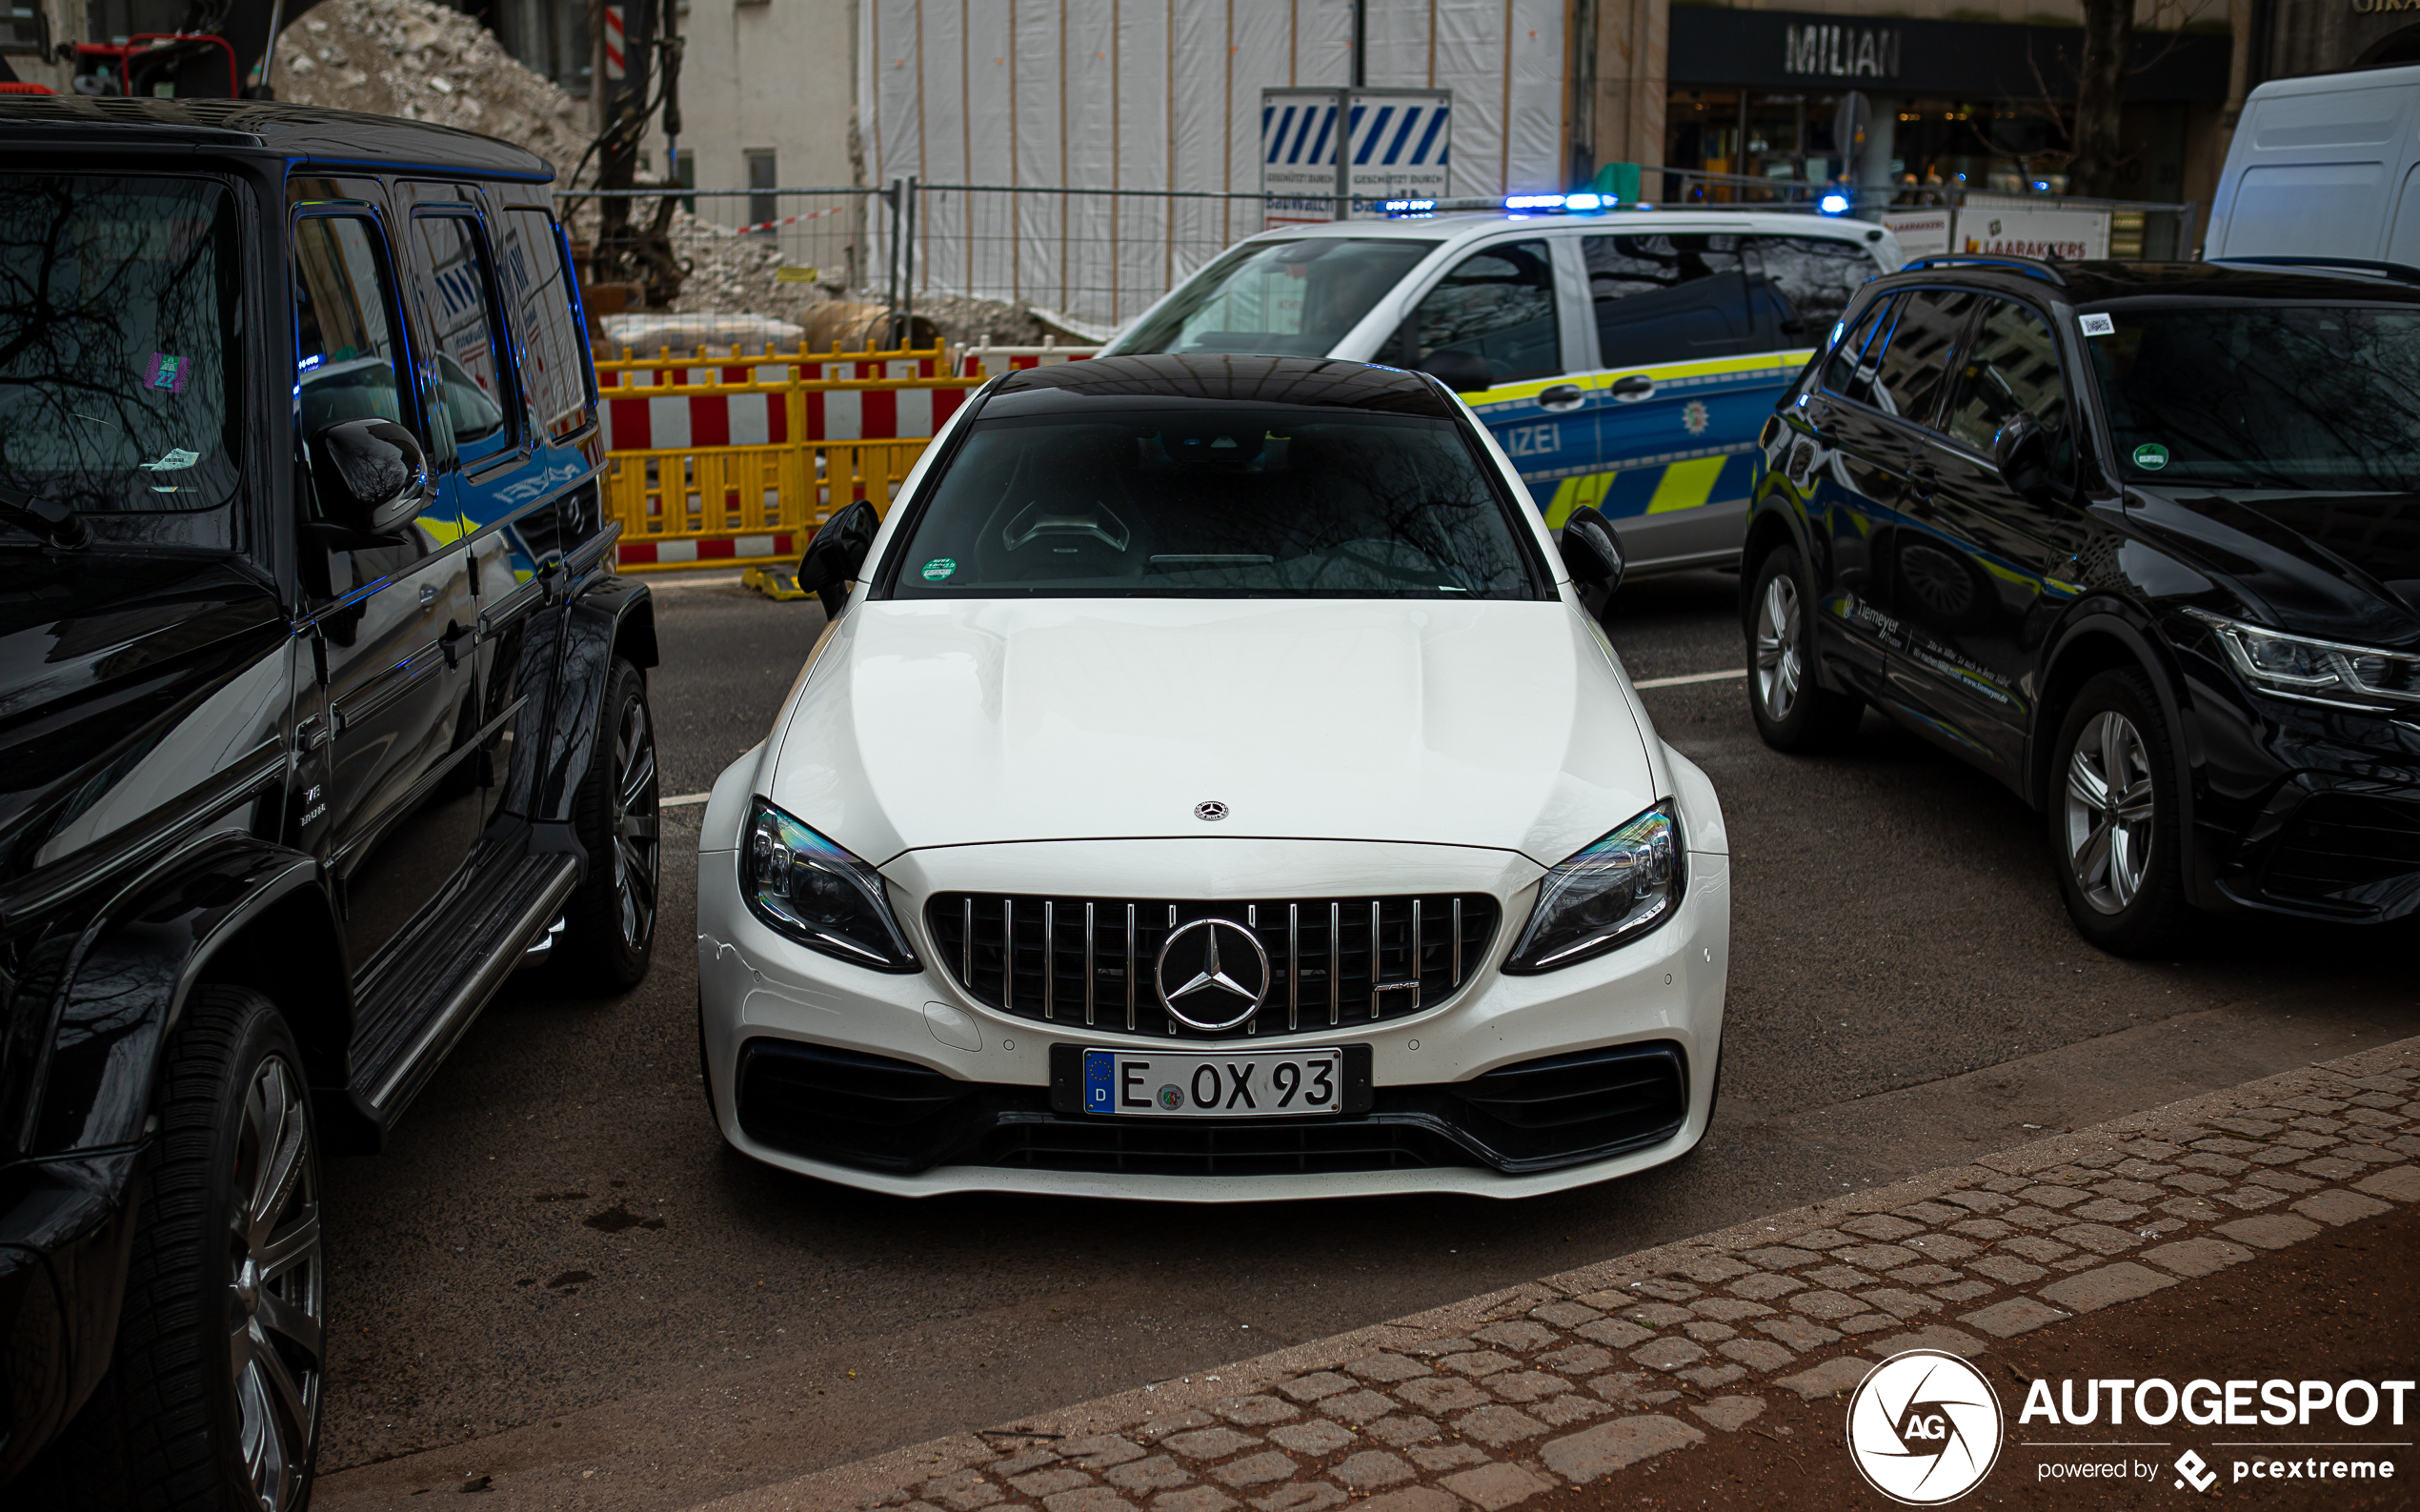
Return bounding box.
[1784,24,1904,80]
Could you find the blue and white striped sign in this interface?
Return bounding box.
[1260,88,1452,222]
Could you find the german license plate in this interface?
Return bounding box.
[1079,1046,1343,1118]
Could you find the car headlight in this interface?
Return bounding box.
[1502,802,1683,973]
[2188,609,2420,710]
[743,798,920,972]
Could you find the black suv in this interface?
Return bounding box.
[1743,254,2420,954]
[0,99,660,1505]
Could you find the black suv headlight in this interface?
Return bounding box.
[2188,608,2420,712]
[743,798,920,972]
[1502,802,1683,973]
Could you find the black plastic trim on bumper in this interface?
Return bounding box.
[734,1038,1690,1179]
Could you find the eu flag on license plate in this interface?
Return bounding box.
[1082,1049,1116,1111]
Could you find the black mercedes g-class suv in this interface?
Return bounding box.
[0,98,659,1507]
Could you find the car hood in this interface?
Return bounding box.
[2130,488,2420,649]
[766,598,1661,868]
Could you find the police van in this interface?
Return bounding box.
[1105,201,1902,573]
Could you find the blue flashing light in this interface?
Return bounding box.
[1504,193,1566,212]
[1818,192,1851,215]
[1564,192,1605,212]
[1382,198,1438,217]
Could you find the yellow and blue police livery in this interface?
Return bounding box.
[1105,201,1900,575]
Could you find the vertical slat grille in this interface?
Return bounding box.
[928,893,1499,1040]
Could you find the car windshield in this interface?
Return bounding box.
[889,408,1544,599]
[0,174,245,522]
[2086,304,2420,492]
[1114,238,1439,357]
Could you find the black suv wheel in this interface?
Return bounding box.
[2047,671,2193,956]
[1746,542,1863,751]
[559,656,661,991]
[38,987,324,1511]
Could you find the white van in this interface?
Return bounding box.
[2205,64,2420,264]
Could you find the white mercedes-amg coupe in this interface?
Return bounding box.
[695,354,1730,1200]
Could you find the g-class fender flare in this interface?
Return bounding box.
[535,575,656,863]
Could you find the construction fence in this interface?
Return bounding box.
[592,337,1091,569]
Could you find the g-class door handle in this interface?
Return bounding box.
[1539,384,1585,412]
[1609,374,1656,402]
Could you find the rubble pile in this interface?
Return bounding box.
[269,0,1076,343]
[272,0,588,179]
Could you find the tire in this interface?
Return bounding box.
[37,987,326,1511]
[2047,670,2194,957]
[557,656,661,992]
[1745,543,1863,752]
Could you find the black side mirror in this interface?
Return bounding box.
[1992,413,2056,502]
[1559,505,1625,624]
[797,499,880,616]
[1417,350,1495,393]
[308,419,430,534]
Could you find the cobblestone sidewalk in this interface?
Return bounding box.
[690,1036,2420,1512]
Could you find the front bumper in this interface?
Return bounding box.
[696,830,1730,1202]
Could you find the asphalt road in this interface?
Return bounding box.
[313,570,2417,1509]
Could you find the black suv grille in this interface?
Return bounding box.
[924,892,1501,1040]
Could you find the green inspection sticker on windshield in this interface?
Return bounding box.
[921,558,957,581]
[2132,443,2169,471]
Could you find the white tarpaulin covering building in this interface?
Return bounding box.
[859,0,1567,329]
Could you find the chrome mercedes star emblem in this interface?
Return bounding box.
[1153,917,1270,1031]
[1194,800,1228,821]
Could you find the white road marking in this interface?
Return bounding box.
[643,573,747,591]
[663,792,713,808]
[1633,667,1747,689]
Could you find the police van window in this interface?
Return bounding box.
[413,214,514,461]
[1408,239,1562,386]
[1868,288,1977,424]
[293,216,411,448]
[501,210,595,442]
[1821,296,1895,404]
[1944,298,2071,479]
[1744,235,1878,344]
[1583,233,1755,370]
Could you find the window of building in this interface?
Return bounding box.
[746,151,778,234]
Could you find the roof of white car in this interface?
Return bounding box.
[1243,209,1890,250]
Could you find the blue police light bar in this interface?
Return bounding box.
[1818,192,1852,215]
[1504,193,1566,212]
[1564,192,1605,212]
[1381,198,1438,216]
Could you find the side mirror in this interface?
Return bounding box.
[1559,505,1625,624]
[1417,350,1495,393]
[797,499,880,616]
[308,419,430,534]
[1992,412,2057,502]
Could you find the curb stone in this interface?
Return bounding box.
[682,1036,2420,1512]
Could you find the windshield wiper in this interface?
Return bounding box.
[0,482,92,549]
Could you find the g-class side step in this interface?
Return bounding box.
[347,850,579,1126]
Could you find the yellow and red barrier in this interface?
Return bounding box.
[593,340,984,571]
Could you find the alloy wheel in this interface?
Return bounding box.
[227,1054,322,1511]
[2062,710,2156,915]
[612,696,661,950]
[1754,573,1803,721]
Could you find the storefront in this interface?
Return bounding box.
[1664,8,2229,219]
